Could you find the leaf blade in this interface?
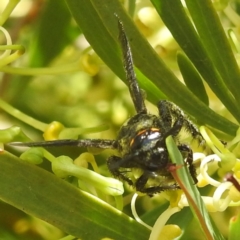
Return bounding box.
[151,0,240,122]
[166,136,225,240]
[0,151,150,239]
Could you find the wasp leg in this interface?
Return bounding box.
[178,144,198,184]
[158,100,205,145]
[135,171,180,197]
[107,155,134,186]
[159,112,184,140]
[157,99,173,131]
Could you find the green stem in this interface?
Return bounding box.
[0,99,47,131]
[42,149,56,163]
[170,169,214,240]
[0,61,81,75]
[0,45,24,51]
[0,0,20,26]
[0,48,24,68]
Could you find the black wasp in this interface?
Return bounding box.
[12,17,205,196]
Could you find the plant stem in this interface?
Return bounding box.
[0,99,47,131]
[0,0,20,26]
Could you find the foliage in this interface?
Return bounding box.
[1,0,240,239]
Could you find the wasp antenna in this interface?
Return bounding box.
[9,139,117,149]
[116,17,147,114]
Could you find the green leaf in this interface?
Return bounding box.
[166,136,225,240]
[65,0,238,136]
[177,52,209,106]
[229,213,240,240]
[151,0,240,122]
[0,151,150,239]
[185,0,240,106]
[29,0,76,67]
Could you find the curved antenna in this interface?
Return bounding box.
[9,139,117,149]
[117,16,147,114]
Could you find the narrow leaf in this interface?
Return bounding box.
[0,151,150,239]
[177,52,209,106]
[29,0,75,67]
[185,0,240,105]
[151,0,240,122]
[166,136,225,240]
[229,213,240,240]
